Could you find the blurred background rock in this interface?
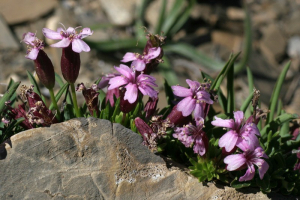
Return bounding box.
[0,0,299,114]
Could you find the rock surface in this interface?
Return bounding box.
[0,118,275,200]
[0,0,57,24]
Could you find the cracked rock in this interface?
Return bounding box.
[0,118,273,199]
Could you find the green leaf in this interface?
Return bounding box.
[1,117,25,141]
[261,113,298,138]
[0,81,20,113]
[63,104,76,120]
[230,178,251,189]
[49,83,69,110]
[226,59,235,116]
[211,53,241,91]
[282,180,295,193]
[169,0,196,36]
[240,91,254,113]
[26,70,45,103]
[159,56,178,86]
[154,0,167,34]
[56,73,72,105]
[267,61,291,124]
[164,43,224,71]
[111,97,121,122]
[235,6,252,73]
[256,173,270,192]
[86,38,145,51]
[161,0,184,35]
[164,79,175,106]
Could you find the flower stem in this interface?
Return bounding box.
[49,88,61,121]
[70,83,81,118]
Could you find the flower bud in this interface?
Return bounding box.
[144,97,158,119]
[34,50,55,89]
[166,105,192,126]
[61,44,81,83]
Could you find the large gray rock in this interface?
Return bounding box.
[0,118,272,199]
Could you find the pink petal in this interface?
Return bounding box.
[186,79,200,92]
[72,39,90,53]
[23,32,36,45]
[197,91,214,104]
[211,117,235,129]
[234,111,244,128]
[177,96,196,116]
[257,160,269,179]
[79,28,93,39]
[124,83,138,103]
[194,103,204,119]
[138,85,158,99]
[114,65,134,80]
[121,52,137,62]
[171,86,192,97]
[25,48,39,60]
[219,130,238,152]
[42,28,63,40]
[239,165,255,181]
[66,27,75,34]
[224,154,246,171]
[144,47,161,60]
[50,38,71,48]
[108,76,128,90]
[132,59,146,71]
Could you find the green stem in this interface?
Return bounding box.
[49,88,61,121]
[70,83,81,118]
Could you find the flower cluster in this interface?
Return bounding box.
[212,111,269,181]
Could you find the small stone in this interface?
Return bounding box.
[287,36,300,58]
[211,31,243,52]
[0,15,20,50]
[0,0,57,24]
[98,0,139,26]
[226,7,245,20]
[260,23,286,63]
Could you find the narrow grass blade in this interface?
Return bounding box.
[49,83,69,110]
[0,81,20,113]
[164,43,224,71]
[266,61,291,124]
[27,70,42,97]
[227,61,235,115]
[159,56,178,86]
[235,6,252,73]
[169,0,196,36]
[86,38,145,51]
[211,53,241,91]
[161,0,184,35]
[155,0,167,34]
[240,91,254,113]
[245,67,254,117]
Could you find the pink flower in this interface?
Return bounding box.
[171,80,213,119]
[107,64,158,104]
[211,111,260,152]
[22,32,44,60]
[173,117,208,156]
[121,47,161,71]
[224,146,269,181]
[42,24,93,53]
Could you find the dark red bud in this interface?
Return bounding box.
[144,97,158,119]
[34,50,55,89]
[61,44,80,83]
[135,117,153,140]
[166,105,192,126]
